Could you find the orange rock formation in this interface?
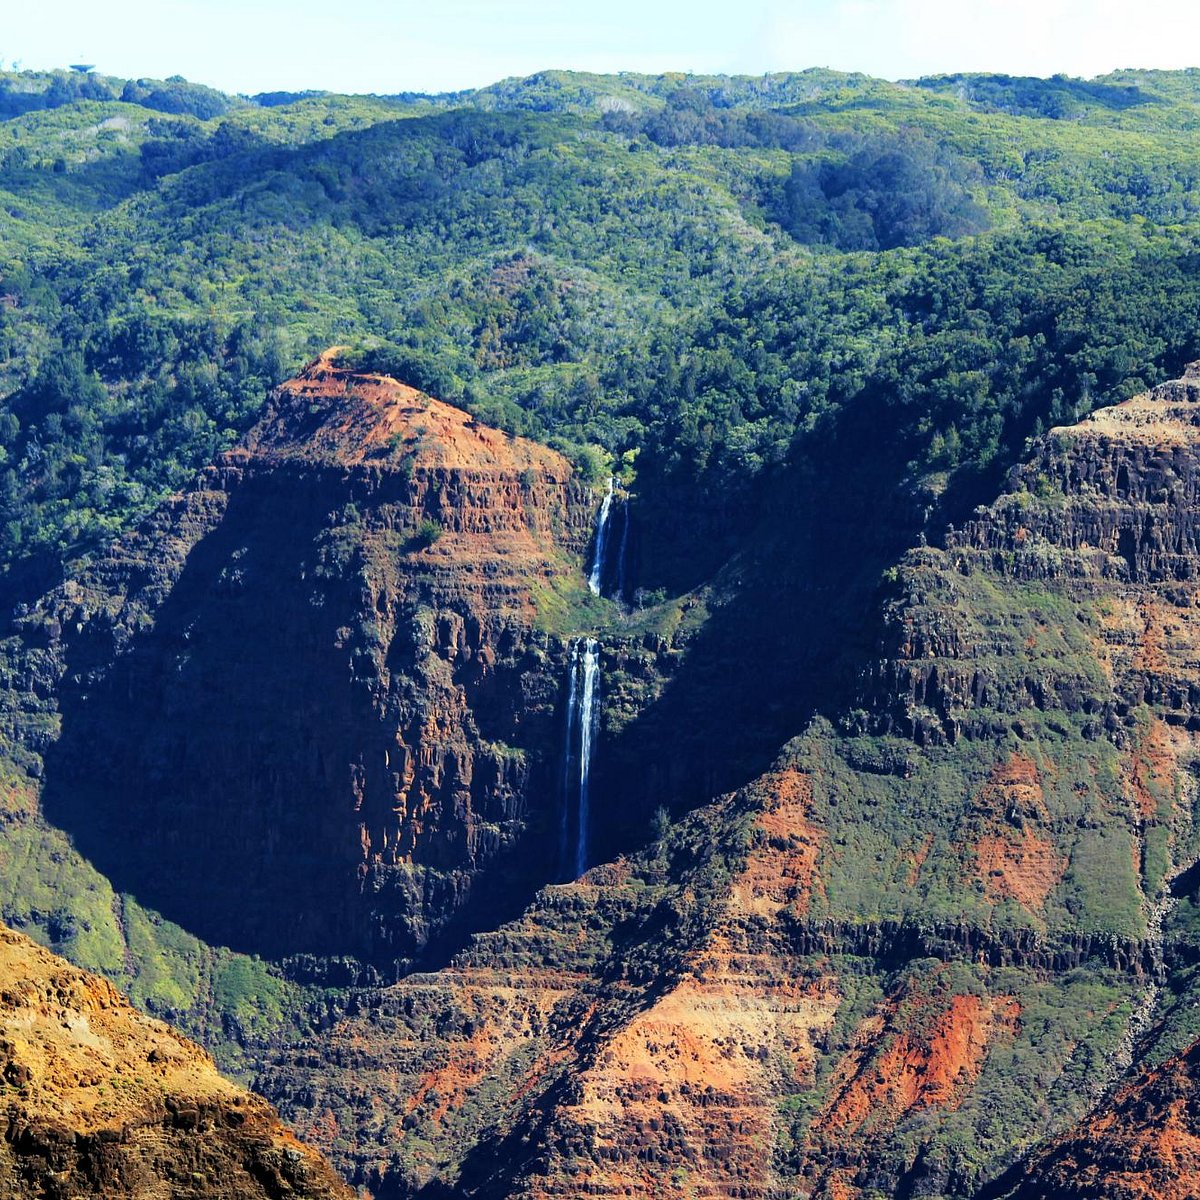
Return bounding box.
[0,924,350,1199]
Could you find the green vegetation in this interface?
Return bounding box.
[0,65,1199,601]
[410,517,443,549]
[0,792,310,1079]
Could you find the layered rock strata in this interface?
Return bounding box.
[10,352,596,967]
[985,1035,1200,1200]
[11,362,1200,1199]
[253,364,1200,1198]
[0,924,350,1199]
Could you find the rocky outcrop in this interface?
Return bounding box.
[8,352,597,967]
[983,1036,1200,1200]
[0,923,350,1199]
[957,361,1200,585]
[872,363,1200,746]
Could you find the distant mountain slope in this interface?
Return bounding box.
[4,63,1200,600]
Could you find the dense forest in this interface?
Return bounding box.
[1,64,1200,597]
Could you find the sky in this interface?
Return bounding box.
[3,0,1199,96]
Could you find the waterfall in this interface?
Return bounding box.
[574,638,600,877]
[558,637,601,880]
[587,478,615,596]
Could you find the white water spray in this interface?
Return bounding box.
[574,638,600,877]
[557,640,581,875]
[558,637,601,879]
[587,478,615,596]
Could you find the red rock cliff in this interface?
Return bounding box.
[20,352,596,968]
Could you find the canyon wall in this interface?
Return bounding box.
[7,353,597,969]
[8,360,1200,1198]
[0,923,351,1199]
[250,364,1200,1197]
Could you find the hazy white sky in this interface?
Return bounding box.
[4,0,1199,95]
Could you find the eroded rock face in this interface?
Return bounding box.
[13,353,595,967]
[14,360,1200,1200]
[0,924,351,1199]
[249,766,1100,1199]
[258,782,845,1200]
[251,364,1200,1199]
[984,1036,1200,1200]
[874,364,1200,745]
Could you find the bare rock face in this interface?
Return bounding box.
[871,362,1200,745]
[13,358,1200,1200]
[958,361,1200,585]
[11,352,595,968]
[257,782,839,1200]
[0,923,351,1199]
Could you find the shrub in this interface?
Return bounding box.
[412,518,443,549]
